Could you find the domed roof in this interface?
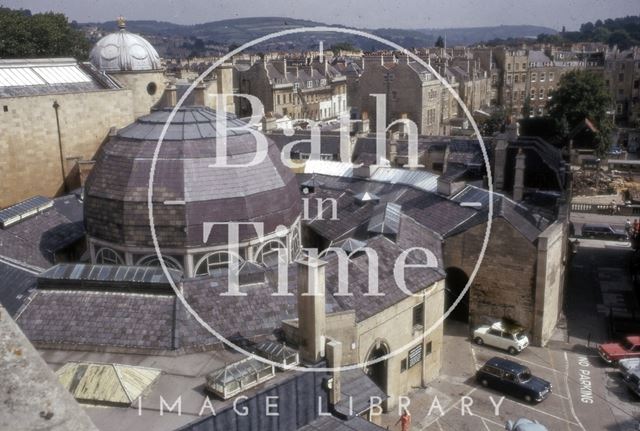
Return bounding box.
[89,17,162,72]
[84,106,302,250]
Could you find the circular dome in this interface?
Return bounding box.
[84,106,302,252]
[90,19,162,72]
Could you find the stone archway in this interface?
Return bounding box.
[365,340,390,393]
[445,267,470,322]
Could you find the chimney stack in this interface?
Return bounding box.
[513,148,526,201]
[161,84,177,108]
[193,83,206,106]
[493,133,509,191]
[325,340,342,405]
[297,256,327,364]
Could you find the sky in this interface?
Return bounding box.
[2,0,638,30]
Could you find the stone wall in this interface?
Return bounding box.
[110,71,165,118]
[444,218,538,334]
[533,220,567,345]
[0,89,134,208]
[355,279,445,410]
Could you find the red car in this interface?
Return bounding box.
[598,336,640,363]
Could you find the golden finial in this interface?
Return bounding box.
[117,16,126,29]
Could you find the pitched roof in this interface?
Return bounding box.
[0,259,37,316]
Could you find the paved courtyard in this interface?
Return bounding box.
[378,239,640,431]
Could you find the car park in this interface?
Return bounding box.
[476,357,552,403]
[598,336,640,364]
[581,223,628,241]
[624,369,640,397]
[473,320,529,355]
[619,358,640,380]
[505,418,549,431]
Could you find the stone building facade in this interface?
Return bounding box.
[0,59,135,208]
[604,47,640,126]
[236,58,348,121]
[354,55,460,136]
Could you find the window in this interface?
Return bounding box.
[539,88,545,99]
[307,80,313,88]
[293,82,299,90]
[618,89,624,97]
[146,82,157,95]
[619,73,625,82]
[514,75,519,83]
[425,341,432,356]
[401,359,407,372]
[136,255,183,271]
[522,62,527,69]
[95,248,124,265]
[530,88,536,98]
[277,94,281,105]
[2,105,7,112]
[195,252,233,276]
[258,240,286,266]
[531,72,537,82]
[549,72,554,81]
[540,72,545,82]
[412,303,424,330]
[507,64,511,71]
[320,78,326,86]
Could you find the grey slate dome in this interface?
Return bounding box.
[84,106,302,252]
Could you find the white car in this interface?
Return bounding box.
[619,358,640,380]
[473,321,529,355]
[506,418,548,431]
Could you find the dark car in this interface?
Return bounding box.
[476,357,552,403]
[581,223,628,241]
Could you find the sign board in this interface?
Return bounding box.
[408,344,423,369]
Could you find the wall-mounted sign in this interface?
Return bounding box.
[408,344,423,369]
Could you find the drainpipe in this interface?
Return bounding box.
[52,100,67,194]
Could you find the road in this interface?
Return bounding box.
[378,239,640,431]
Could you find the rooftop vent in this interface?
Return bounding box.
[205,357,275,400]
[252,341,300,370]
[337,238,368,254]
[353,191,380,203]
[0,196,53,228]
[367,202,402,236]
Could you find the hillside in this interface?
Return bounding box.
[79,17,557,54]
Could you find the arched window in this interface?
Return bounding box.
[136,255,183,272]
[256,240,287,267]
[194,252,240,277]
[95,248,124,265]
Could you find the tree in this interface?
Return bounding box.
[435,36,444,48]
[0,7,90,59]
[548,70,613,154]
[479,107,507,136]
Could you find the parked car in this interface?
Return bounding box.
[623,369,640,397]
[581,223,627,241]
[476,357,552,403]
[505,418,549,431]
[619,358,640,380]
[598,336,640,364]
[473,320,529,355]
[608,145,624,157]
